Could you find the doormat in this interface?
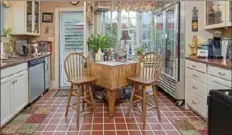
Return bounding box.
[53,89,70,97]
[172,119,207,135]
[1,106,52,135]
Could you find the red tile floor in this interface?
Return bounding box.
[21,89,205,135]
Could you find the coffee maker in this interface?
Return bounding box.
[15,40,28,56]
[208,31,223,59]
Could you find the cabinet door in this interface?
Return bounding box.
[203,1,226,29]
[33,1,40,34]
[1,77,13,126]
[12,71,28,114]
[26,1,33,34]
[226,1,232,26]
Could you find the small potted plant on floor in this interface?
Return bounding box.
[87,34,114,61]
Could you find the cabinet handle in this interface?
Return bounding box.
[192,74,198,77]
[192,100,197,104]
[192,85,197,89]
[192,65,196,68]
[218,72,226,76]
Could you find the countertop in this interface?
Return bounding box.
[0,53,51,69]
[186,56,232,70]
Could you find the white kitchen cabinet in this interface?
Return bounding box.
[203,1,226,29]
[12,70,28,114]
[226,1,232,27]
[10,1,40,36]
[208,75,232,91]
[1,67,28,127]
[1,76,13,126]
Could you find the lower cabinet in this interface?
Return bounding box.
[1,70,28,126]
[1,76,13,126]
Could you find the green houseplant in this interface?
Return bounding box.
[87,34,114,53]
[3,28,14,54]
[136,47,144,60]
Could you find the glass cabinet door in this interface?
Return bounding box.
[165,7,176,79]
[205,1,225,26]
[26,1,33,33]
[34,1,40,34]
[155,12,165,72]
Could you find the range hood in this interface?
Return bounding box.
[94,2,110,12]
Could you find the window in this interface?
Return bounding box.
[140,12,153,51]
[102,10,154,53]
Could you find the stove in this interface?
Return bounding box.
[208,89,232,135]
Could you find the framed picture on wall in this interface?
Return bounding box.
[42,13,53,23]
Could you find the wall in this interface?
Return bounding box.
[184,1,213,56]
[30,1,85,81]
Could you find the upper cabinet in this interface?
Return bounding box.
[226,1,232,27]
[203,1,231,29]
[11,1,40,36]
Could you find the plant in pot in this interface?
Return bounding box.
[87,34,114,61]
[136,47,144,60]
[3,28,14,55]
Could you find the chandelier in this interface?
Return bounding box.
[109,1,158,12]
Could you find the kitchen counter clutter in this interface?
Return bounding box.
[185,57,232,118]
[0,53,51,127]
[0,53,51,70]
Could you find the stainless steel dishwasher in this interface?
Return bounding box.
[28,58,45,103]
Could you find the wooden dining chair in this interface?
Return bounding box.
[127,52,162,128]
[64,52,96,126]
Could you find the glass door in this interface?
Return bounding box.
[155,12,165,72]
[34,1,39,34]
[59,11,84,87]
[26,1,33,33]
[164,5,177,79]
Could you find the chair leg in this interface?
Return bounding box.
[81,85,85,111]
[142,86,147,129]
[127,84,135,117]
[76,90,80,127]
[65,84,73,117]
[88,84,96,114]
[152,85,161,122]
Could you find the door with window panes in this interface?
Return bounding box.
[59,11,84,87]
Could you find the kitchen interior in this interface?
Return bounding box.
[0,1,231,135]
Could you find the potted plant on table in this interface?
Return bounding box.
[136,47,144,61]
[87,34,114,61]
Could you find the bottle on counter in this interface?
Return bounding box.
[104,51,108,61]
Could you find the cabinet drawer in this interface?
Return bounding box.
[186,68,207,84]
[208,75,232,91]
[186,60,206,73]
[208,66,231,81]
[186,77,208,100]
[186,90,207,118]
[1,63,28,79]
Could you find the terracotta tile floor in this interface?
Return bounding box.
[15,89,206,135]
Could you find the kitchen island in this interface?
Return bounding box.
[0,53,51,127]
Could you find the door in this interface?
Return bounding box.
[26,1,33,34]
[12,71,28,114]
[33,1,40,34]
[164,4,179,80]
[59,11,85,87]
[155,12,165,73]
[1,77,13,126]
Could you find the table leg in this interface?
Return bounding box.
[107,90,116,118]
